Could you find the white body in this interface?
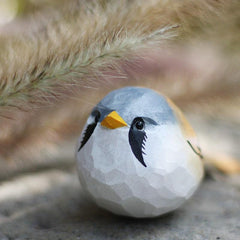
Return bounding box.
[77,122,203,218]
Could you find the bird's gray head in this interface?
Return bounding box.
[96,87,176,125]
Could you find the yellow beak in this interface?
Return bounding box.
[101,111,127,129]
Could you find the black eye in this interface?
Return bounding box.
[94,110,101,122]
[134,118,145,130]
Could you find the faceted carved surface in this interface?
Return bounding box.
[77,126,203,218]
[77,87,204,218]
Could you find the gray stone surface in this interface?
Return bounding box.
[0,167,240,240]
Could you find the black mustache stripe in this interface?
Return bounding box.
[128,121,147,167]
[78,110,101,151]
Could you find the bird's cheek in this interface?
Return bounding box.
[143,131,165,169]
[143,126,189,170]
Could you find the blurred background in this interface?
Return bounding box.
[0,0,239,238]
